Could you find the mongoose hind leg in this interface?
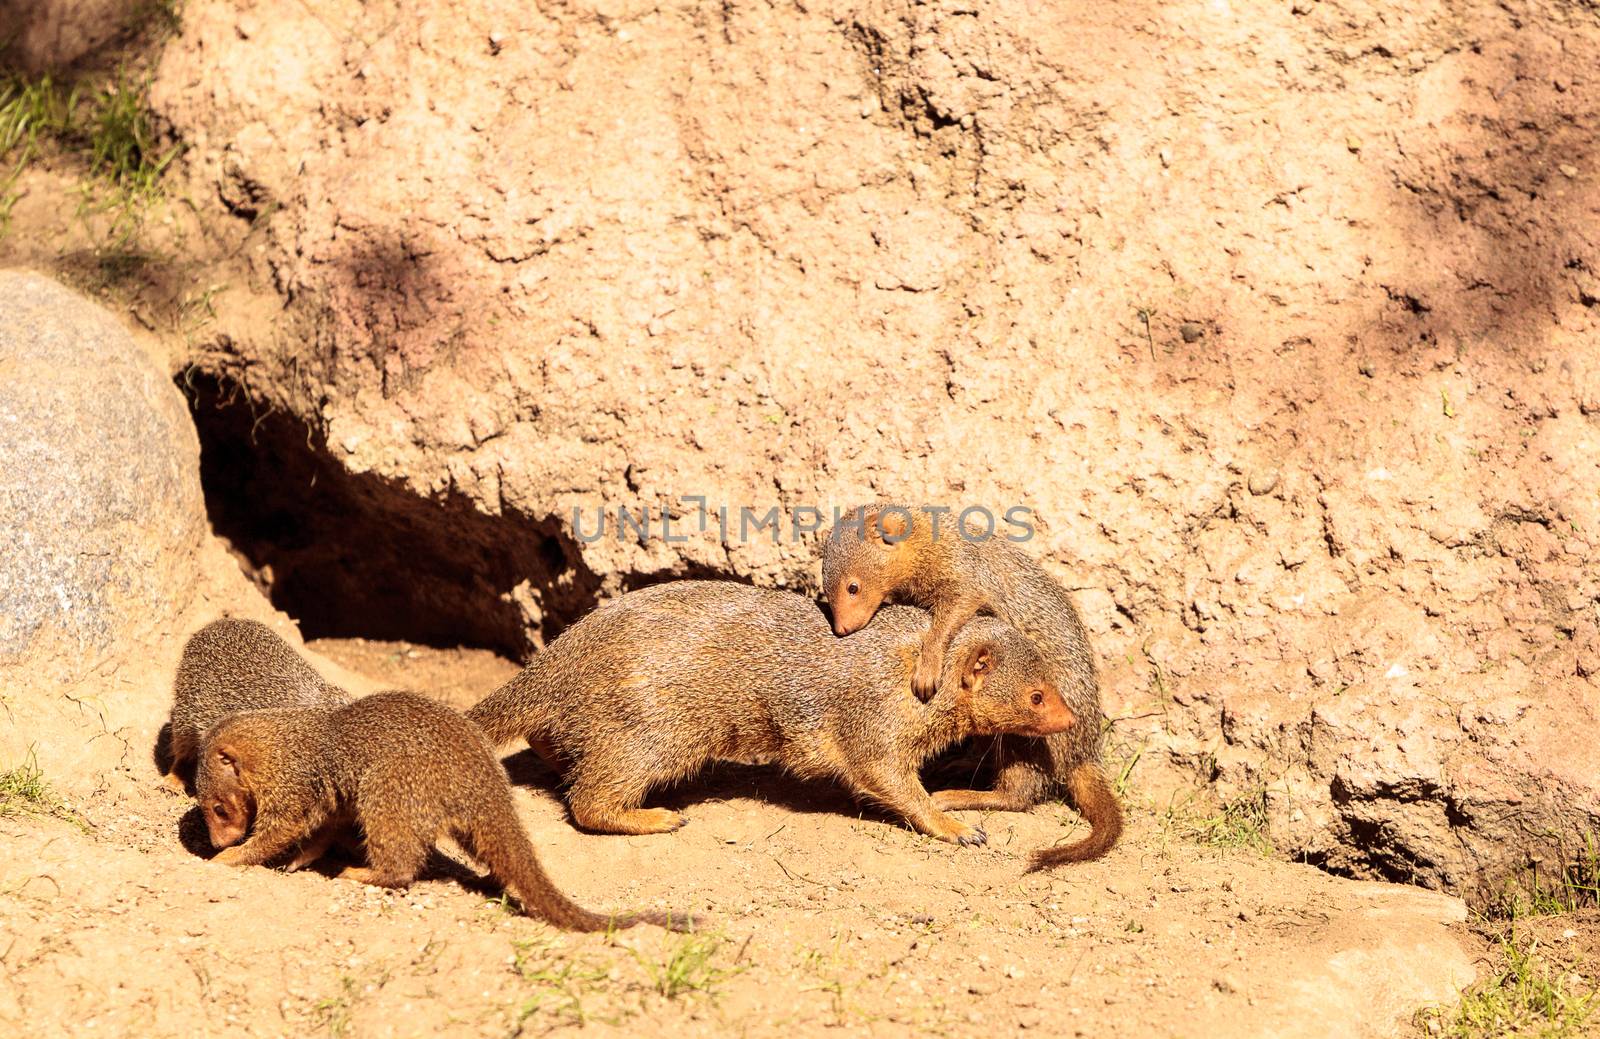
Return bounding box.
[931,787,1036,813]
[856,766,987,847]
[567,769,685,835]
[987,733,1058,809]
[340,829,428,888]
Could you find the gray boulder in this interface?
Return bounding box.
[0,271,203,680]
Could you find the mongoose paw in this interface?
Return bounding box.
[158,770,187,795]
[911,661,940,702]
[642,808,688,833]
[211,846,249,867]
[957,825,988,848]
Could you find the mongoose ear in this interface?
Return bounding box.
[958,643,993,696]
[868,507,909,544]
[214,743,245,778]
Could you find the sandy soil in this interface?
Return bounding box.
[1,586,1475,1039]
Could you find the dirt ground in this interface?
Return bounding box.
[0,575,1475,1039]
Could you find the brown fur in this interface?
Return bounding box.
[820,504,1124,867]
[195,692,696,932]
[466,581,1073,847]
[162,618,351,793]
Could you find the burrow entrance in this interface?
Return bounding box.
[178,369,601,659]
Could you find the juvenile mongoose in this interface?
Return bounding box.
[820,504,1123,869]
[163,618,352,793]
[466,581,1074,848]
[196,691,696,932]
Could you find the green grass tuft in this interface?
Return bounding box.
[510,934,624,1028]
[636,932,744,1000]
[1416,928,1596,1038]
[1416,838,1600,1038]
[1491,838,1600,920]
[0,749,86,829]
[1161,783,1274,855]
[0,67,180,244]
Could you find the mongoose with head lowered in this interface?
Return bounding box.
[196,691,696,932]
[163,618,352,793]
[466,581,1074,847]
[820,504,1123,869]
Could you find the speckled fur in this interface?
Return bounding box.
[467,581,1070,848]
[162,618,351,791]
[195,692,695,932]
[820,504,1123,868]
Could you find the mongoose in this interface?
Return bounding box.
[820,504,1123,869]
[162,618,352,793]
[466,581,1074,847]
[195,691,696,933]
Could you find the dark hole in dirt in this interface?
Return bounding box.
[178,369,601,658]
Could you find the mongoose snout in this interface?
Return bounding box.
[201,750,254,848]
[1018,684,1074,736]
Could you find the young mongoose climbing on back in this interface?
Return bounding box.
[466,581,1074,847]
[162,618,352,793]
[821,504,1123,869]
[196,692,696,932]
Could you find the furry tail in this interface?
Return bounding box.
[466,671,554,749]
[473,812,700,933]
[1027,762,1123,871]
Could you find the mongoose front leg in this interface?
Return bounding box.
[161,730,196,794]
[911,596,984,701]
[211,813,311,868]
[988,734,1058,809]
[856,767,987,847]
[283,822,344,873]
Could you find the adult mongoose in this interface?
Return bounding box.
[466,581,1074,848]
[195,691,696,932]
[162,618,352,793]
[820,504,1123,869]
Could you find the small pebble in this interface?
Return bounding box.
[1179,322,1204,342]
[1247,470,1279,496]
[1559,164,1578,178]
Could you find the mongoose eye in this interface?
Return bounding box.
[211,803,228,819]
[1030,691,1044,707]
[846,581,860,597]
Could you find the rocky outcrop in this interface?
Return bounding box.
[142,0,1600,897]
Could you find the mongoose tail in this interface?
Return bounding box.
[1026,762,1123,870]
[471,809,700,932]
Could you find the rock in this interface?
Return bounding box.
[0,271,204,679]
[1180,321,1205,342]
[1248,470,1280,496]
